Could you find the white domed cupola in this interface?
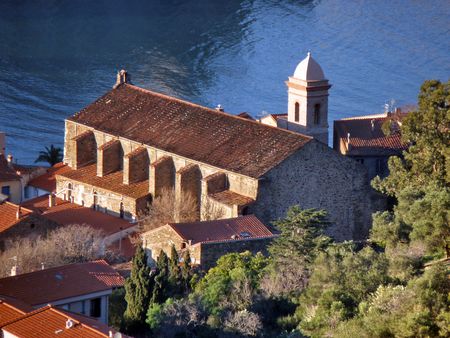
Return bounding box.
[285,51,331,144]
[293,52,326,81]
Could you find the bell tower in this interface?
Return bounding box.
[286,52,331,144]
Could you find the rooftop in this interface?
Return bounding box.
[0,202,33,234]
[27,162,72,193]
[0,305,113,338]
[0,297,32,326]
[334,113,408,156]
[169,215,275,245]
[0,260,124,306]
[209,190,255,207]
[56,163,150,199]
[69,83,312,178]
[22,195,134,236]
[293,52,326,81]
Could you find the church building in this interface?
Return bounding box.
[55,59,377,241]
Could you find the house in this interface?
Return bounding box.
[142,215,276,269]
[55,63,380,241]
[0,260,124,325]
[0,304,127,338]
[0,201,57,250]
[0,296,32,326]
[333,111,408,179]
[0,132,46,203]
[22,194,138,249]
[25,162,71,200]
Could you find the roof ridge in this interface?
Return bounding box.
[0,304,51,328]
[124,84,314,140]
[51,307,109,337]
[3,202,34,215]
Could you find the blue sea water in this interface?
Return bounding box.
[0,0,449,164]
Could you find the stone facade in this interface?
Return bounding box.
[97,139,122,177]
[249,139,382,240]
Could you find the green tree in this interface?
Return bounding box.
[181,250,193,291]
[168,245,182,295]
[152,250,170,304]
[34,144,63,166]
[124,245,152,330]
[372,80,450,257]
[261,206,332,297]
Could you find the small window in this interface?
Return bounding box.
[119,202,124,218]
[294,102,300,122]
[90,298,101,318]
[1,186,10,196]
[314,104,320,125]
[181,242,186,249]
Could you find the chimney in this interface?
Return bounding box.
[10,265,19,276]
[16,206,22,220]
[7,154,13,168]
[49,194,56,208]
[0,132,5,155]
[113,69,131,89]
[215,104,224,112]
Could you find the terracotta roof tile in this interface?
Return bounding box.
[22,195,135,236]
[69,84,312,178]
[0,297,32,326]
[0,202,33,233]
[0,305,111,337]
[0,154,20,182]
[0,260,124,306]
[169,215,275,245]
[334,115,408,156]
[28,163,71,193]
[57,163,150,199]
[209,190,254,206]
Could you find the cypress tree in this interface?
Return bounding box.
[168,245,182,295]
[124,245,152,329]
[181,250,193,291]
[152,250,169,304]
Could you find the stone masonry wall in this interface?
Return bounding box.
[123,147,149,185]
[203,172,227,194]
[149,156,175,197]
[175,164,202,221]
[72,131,97,170]
[97,140,122,177]
[251,140,377,241]
[142,225,184,266]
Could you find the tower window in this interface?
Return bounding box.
[314,104,320,125]
[294,102,300,122]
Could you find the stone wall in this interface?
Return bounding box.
[72,131,97,170]
[202,172,227,194]
[199,237,274,270]
[97,140,122,177]
[175,164,202,220]
[149,156,175,197]
[142,225,183,266]
[123,147,149,185]
[251,140,379,241]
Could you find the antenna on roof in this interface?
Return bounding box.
[65,319,74,329]
[215,104,224,112]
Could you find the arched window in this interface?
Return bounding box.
[314,104,320,125]
[67,183,72,202]
[119,202,124,219]
[93,192,98,210]
[294,102,300,122]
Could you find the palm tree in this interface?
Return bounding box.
[35,144,63,166]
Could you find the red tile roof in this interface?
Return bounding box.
[0,260,124,306]
[169,215,275,245]
[57,163,150,199]
[0,297,32,326]
[0,202,34,233]
[334,114,408,156]
[22,195,134,236]
[69,84,312,178]
[0,154,20,182]
[0,305,111,338]
[209,190,254,206]
[27,162,71,193]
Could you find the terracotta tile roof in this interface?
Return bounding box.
[0,305,111,337]
[169,215,275,245]
[334,114,408,156]
[57,163,150,199]
[22,196,135,236]
[209,190,254,206]
[0,154,20,182]
[28,163,71,193]
[69,84,312,178]
[0,297,32,326]
[0,260,124,306]
[237,112,254,120]
[0,202,34,233]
